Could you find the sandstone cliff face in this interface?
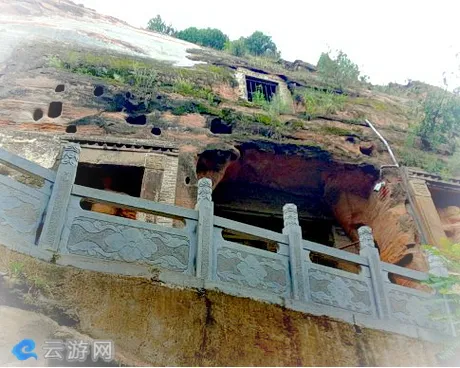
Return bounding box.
[0,0,455,365]
[0,0,435,276]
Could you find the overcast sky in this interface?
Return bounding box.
[79,0,460,88]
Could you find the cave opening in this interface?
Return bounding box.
[210,118,232,134]
[126,115,147,125]
[66,125,77,133]
[151,127,161,135]
[33,108,43,121]
[213,182,336,247]
[55,84,65,93]
[94,85,104,97]
[198,145,378,266]
[48,102,63,118]
[75,163,144,213]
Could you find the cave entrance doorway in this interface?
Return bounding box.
[201,146,366,259]
[75,163,144,213]
[246,76,278,102]
[213,182,338,248]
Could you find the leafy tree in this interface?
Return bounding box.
[147,15,176,36]
[317,50,361,90]
[176,27,229,50]
[244,31,279,57]
[225,37,248,57]
[416,89,460,151]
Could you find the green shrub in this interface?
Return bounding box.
[303,88,346,116]
[398,146,448,175]
[172,78,217,104]
[321,126,355,136]
[244,31,280,58]
[9,261,24,278]
[176,27,229,50]
[225,38,248,57]
[147,15,176,36]
[266,93,291,115]
[251,86,267,107]
[415,89,460,150]
[317,50,363,90]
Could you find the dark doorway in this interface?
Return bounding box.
[75,163,144,210]
[213,182,337,250]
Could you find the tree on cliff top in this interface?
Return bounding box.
[244,31,279,58]
[317,50,366,90]
[176,27,229,50]
[147,15,176,36]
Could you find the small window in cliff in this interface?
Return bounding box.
[55,84,65,93]
[246,76,278,102]
[48,102,63,118]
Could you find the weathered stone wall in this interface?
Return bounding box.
[0,245,442,367]
[0,131,61,169]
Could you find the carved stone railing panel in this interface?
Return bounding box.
[387,285,450,333]
[0,175,50,246]
[305,263,375,315]
[65,212,191,273]
[214,230,289,296]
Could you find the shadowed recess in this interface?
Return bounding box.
[94,85,104,97]
[126,115,147,125]
[48,102,62,118]
[66,125,77,133]
[33,108,43,121]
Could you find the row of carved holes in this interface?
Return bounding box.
[33,102,63,121]
[33,85,65,121]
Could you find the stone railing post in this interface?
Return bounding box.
[425,250,449,277]
[38,143,80,251]
[425,249,457,336]
[283,204,306,301]
[195,178,214,280]
[358,226,390,320]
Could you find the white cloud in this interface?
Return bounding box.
[78,0,460,88]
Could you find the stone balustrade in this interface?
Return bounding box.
[0,144,456,342]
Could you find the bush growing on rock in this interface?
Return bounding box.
[317,50,363,90]
[147,15,176,36]
[415,89,460,151]
[225,38,248,57]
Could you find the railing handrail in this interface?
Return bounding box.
[381,262,429,281]
[302,239,369,266]
[214,215,289,245]
[72,184,199,221]
[0,147,56,182]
